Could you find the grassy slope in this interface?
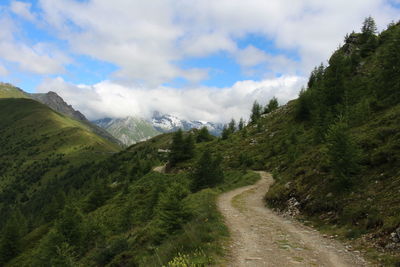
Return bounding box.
[199,99,399,265]
[0,98,120,227]
[0,83,29,98]
[197,26,400,264]
[103,117,160,146]
[3,124,259,266]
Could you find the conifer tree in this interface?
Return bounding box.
[169,129,185,166]
[360,16,378,57]
[221,125,230,140]
[54,205,84,248]
[155,183,190,233]
[182,133,195,160]
[238,118,245,130]
[196,127,212,143]
[228,119,236,134]
[361,16,377,36]
[0,214,20,264]
[264,97,279,114]
[326,117,361,189]
[378,26,400,103]
[250,101,262,123]
[296,88,311,121]
[191,149,224,191]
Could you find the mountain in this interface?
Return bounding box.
[30,91,87,121]
[93,116,160,146]
[0,83,123,147]
[151,111,224,136]
[2,18,400,267]
[0,82,29,98]
[0,96,253,266]
[93,112,224,146]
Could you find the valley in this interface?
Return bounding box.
[0,12,399,267]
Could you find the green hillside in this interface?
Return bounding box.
[1,18,399,267]
[0,83,29,98]
[1,117,257,266]
[0,98,121,263]
[205,19,400,265]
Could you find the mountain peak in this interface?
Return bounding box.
[30,91,87,121]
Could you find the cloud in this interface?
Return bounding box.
[235,46,269,67]
[34,0,399,85]
[0,64,8,76]
[0,13,70,75]
[234,45,299,76]
[37,76,305,122]
[10,1,36,22]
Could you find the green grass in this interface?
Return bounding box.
[0,83,29,98]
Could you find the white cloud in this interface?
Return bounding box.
[3,0,399,121]
[0,42,69,74]
[10,1,36,22]
[234,45,299,76]
[0,64,8,76]
[235,46,269,67]
[0,14,70,75]
[37,76,305,122]
[34,0,399,85]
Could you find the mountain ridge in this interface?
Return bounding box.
[0,83,123,147]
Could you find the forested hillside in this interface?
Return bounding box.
[209,18,400,265]
[0,99,258,266]
[1,17,399,266]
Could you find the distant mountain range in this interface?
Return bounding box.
[92,113,224,146]
[0,83,123,147]
[151,111,224,136]
[93,117,160,146]
[0,82,224,147]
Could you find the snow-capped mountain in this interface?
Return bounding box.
[151,111,224,136]
[93,112,224,146]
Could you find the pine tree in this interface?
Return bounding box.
[326,117,361,189]
[250,101,262,123]
[33,229,77,267]
[169,129,185,166]
[182,133,195,160]
[221,125,230,140]
[0,214,20,264]
[191,149,224,191]
[264,97,279,114]
[360,16,378,57]
[54,205,83,247]
[155,183,190,233]
[361,16,377,36]
[295,88,311,121]
[378,26,400,104]
[196,127,212,143]
[238,118,245,130]
[228,118,236,134]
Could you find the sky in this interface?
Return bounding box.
[0,0,399,122]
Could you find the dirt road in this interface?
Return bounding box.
[217,171,370,267]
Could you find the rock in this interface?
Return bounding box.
[326,192,333,198]
[391,232,400,243]
[285,182,291,189]
[285,197,301,217]
[385,243,397,250]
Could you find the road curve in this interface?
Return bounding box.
[217,171,369,267]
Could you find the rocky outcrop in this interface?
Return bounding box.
[31,91,123,147]
[30,91,87,121]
